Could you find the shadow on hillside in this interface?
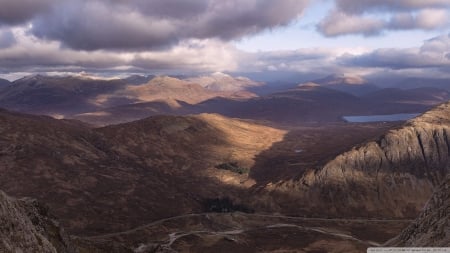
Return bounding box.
[248,122,403,185]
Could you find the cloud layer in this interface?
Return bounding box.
[318,0,450,37]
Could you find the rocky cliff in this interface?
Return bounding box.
[385,175,449,246]
[0,191,75,253]
[269,101,450,218]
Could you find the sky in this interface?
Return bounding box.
[0,0,449,82]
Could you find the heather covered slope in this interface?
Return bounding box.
[386,175,449,247]
[0,109,284,235]
[267,101,450,218]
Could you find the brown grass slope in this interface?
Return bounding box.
[0,108,284,235]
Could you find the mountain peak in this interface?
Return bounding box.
[320,73,368,86]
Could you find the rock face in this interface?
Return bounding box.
[270,101,450,218]
[386,175,449,246]
[0,191,75,253]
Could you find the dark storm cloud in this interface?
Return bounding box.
[339,34,450,69]
[318,0,450,37]
[30,0,308,51]
[0,0,56,25]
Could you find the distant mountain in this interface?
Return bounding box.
[0,78,10,87]
[185,72,263,92]
[0,75,127,116]
[363,87,450,105]
[386,175,449,247]
[121,74,155,85]
[303,74,380,96]
[396,77,450,91]
[117,75,255,104]
[268,101,450,218]
[0,74,256,120]
[73,83,446,126]
[74,84,368,126]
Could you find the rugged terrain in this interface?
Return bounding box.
[1,74,447,127]
[266,101,450,218]
[0,109,286,234]
[0,98,449,251]
[386,174,450,247]
[0,191,75,253]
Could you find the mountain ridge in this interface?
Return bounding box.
[265,101,450,218]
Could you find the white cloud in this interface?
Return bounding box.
[318,10,385,37]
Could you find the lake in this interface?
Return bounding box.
[343,113,421,123]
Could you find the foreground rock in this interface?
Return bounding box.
[0,191,75,253]
[386,175,449,246]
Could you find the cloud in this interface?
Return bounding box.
[318,10,384,37]
[388,9,449,30]
[130,39,240,72]
[0,29,16,48]
[319,0,450,37]
[237,47,364,75]
[0,28,239,74]
[340,34,450,70]
[0,0,56,25]
[30,0,308,51]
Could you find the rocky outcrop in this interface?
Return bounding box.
[386,175,449,246]
[0,191,76,253]
[270,101,450,218]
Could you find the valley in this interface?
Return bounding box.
[0,73,448,252]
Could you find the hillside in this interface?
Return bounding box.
[265,101,450,218]
[0,109,284,235]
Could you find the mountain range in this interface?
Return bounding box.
[0,73,448,127]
